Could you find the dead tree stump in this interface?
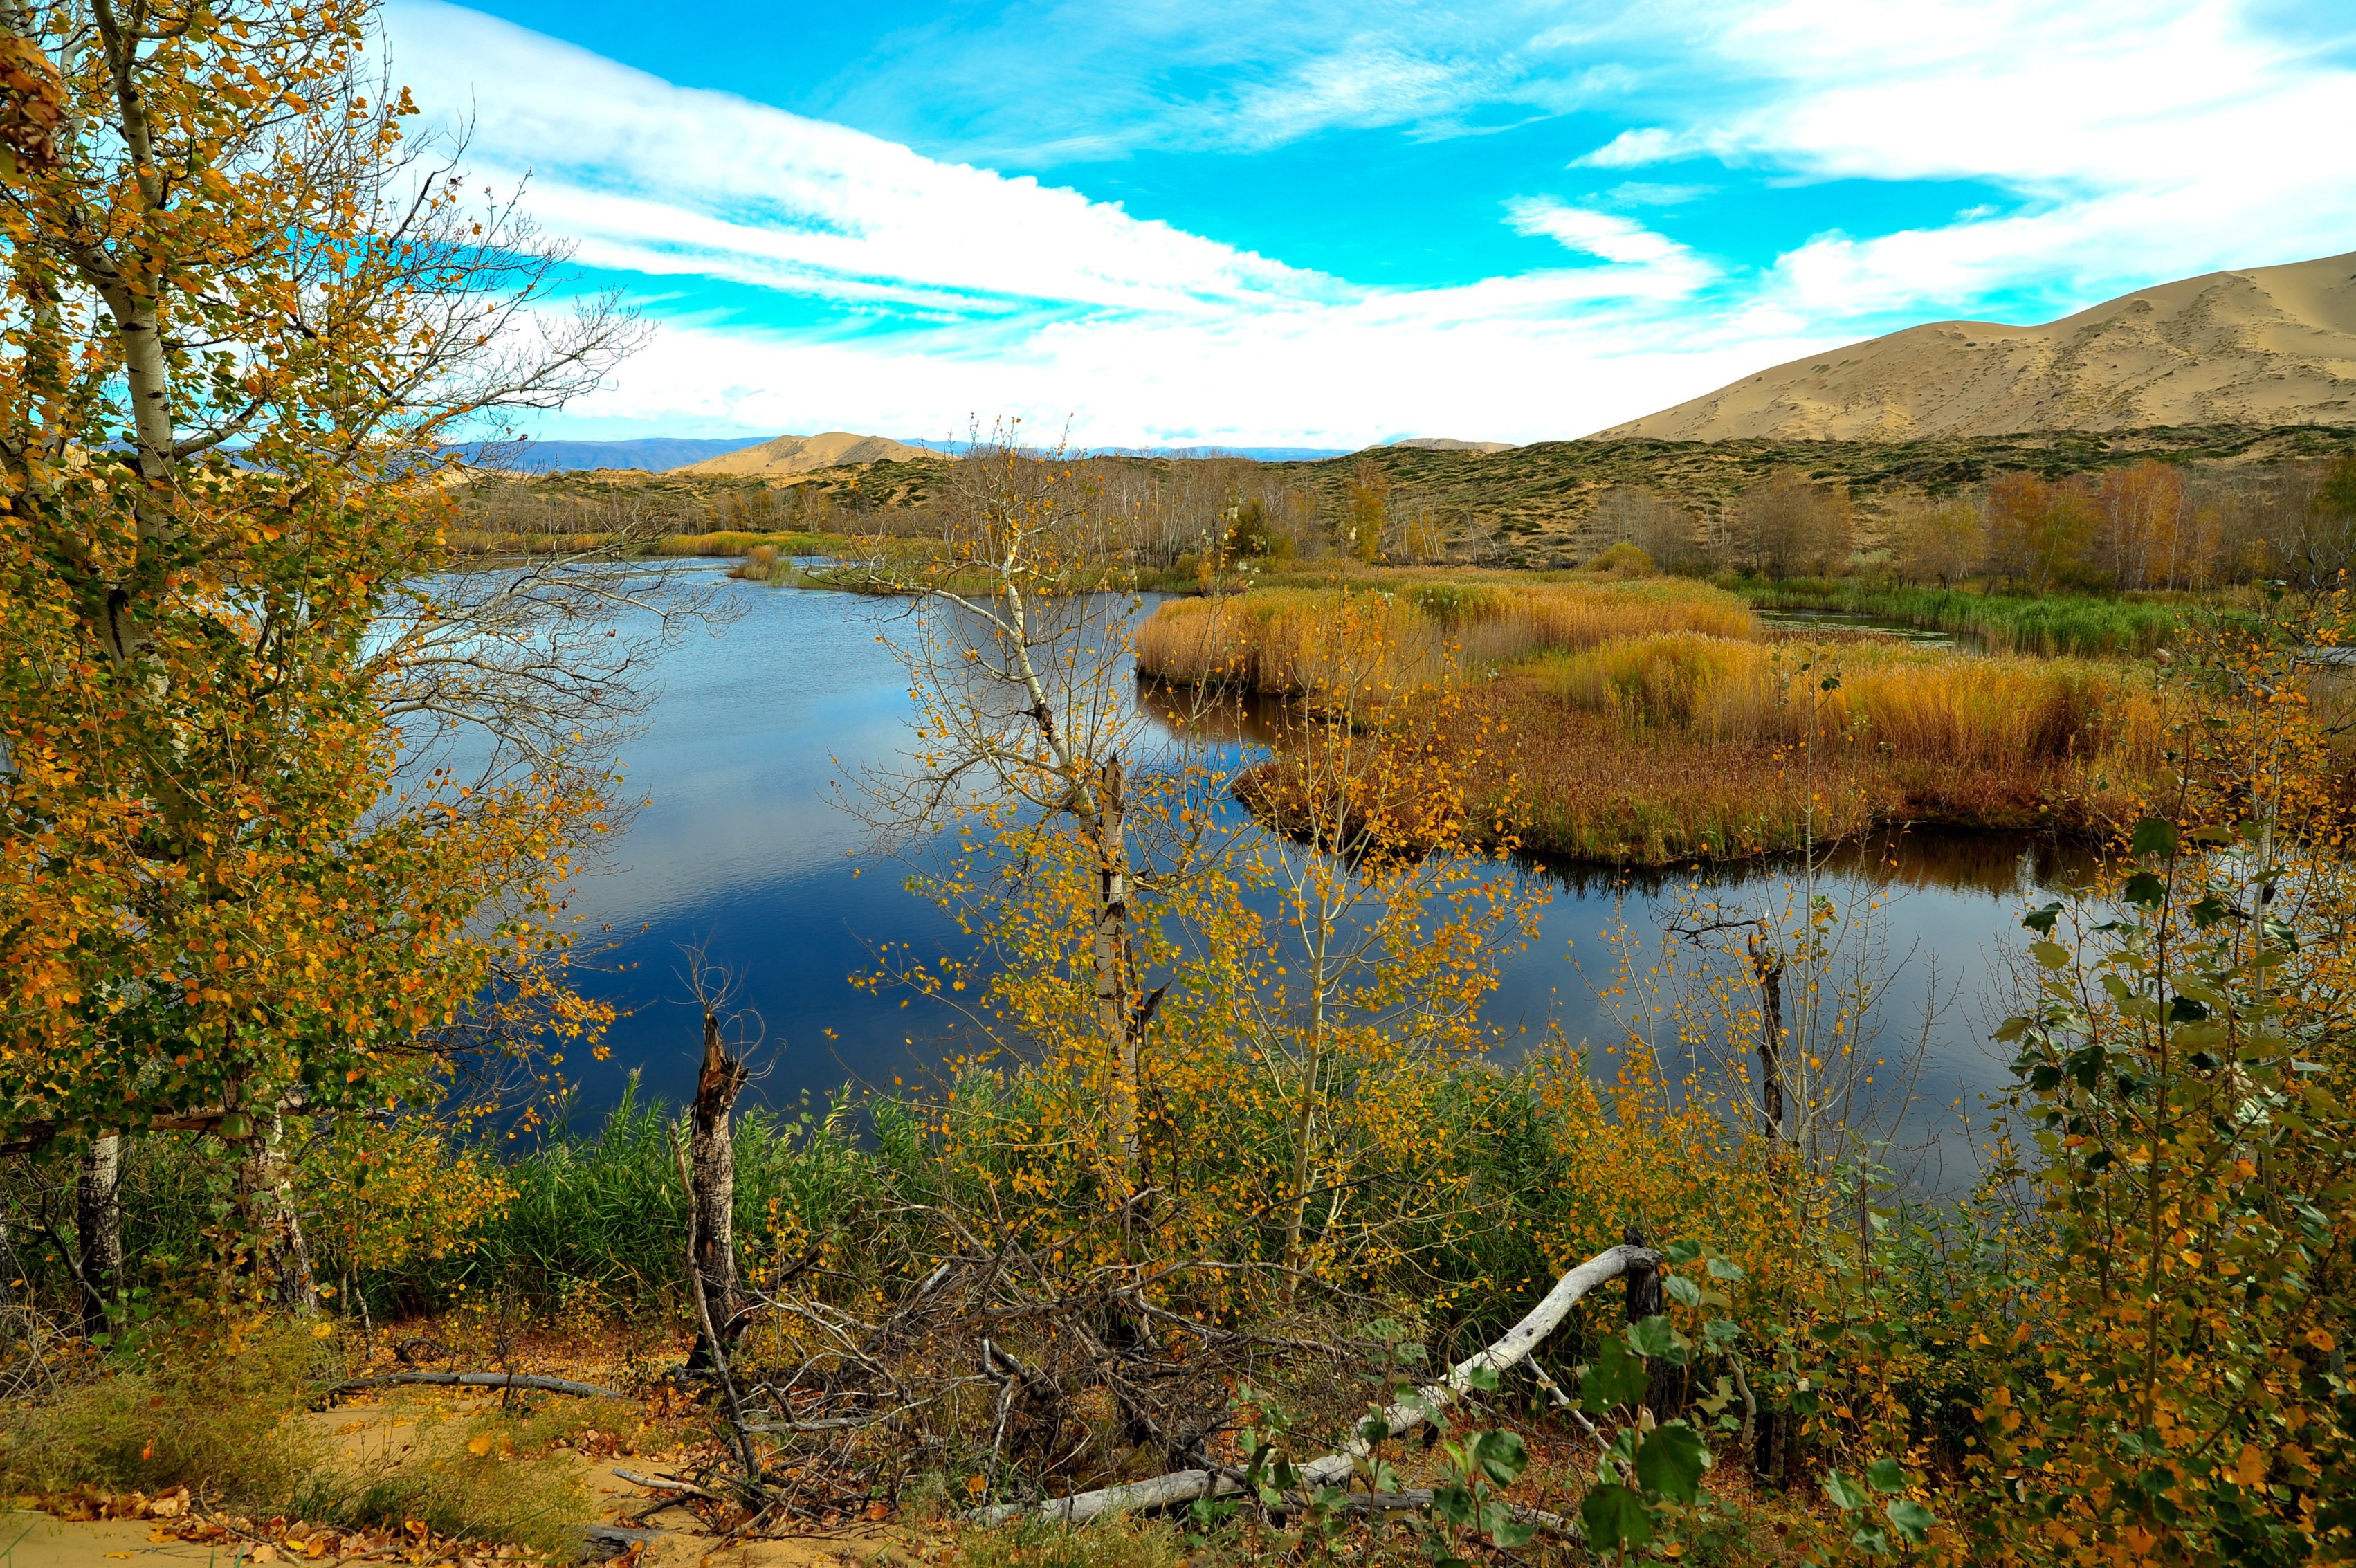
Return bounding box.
[1620,1224,1683,1416]
[687,1007,751,1369]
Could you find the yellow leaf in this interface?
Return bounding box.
[466,1434,493,1456]
[2234,1446,2267,1487]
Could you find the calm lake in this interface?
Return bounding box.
[553,567,2090,1189]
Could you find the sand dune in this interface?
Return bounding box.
[677,430,935,476]
[1603,250,2356,441]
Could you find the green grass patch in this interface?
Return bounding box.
[1732,578,2184,657]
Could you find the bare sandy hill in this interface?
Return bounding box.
[676,431,935,477]
[1603,250,2356,441]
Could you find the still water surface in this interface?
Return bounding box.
[559,571,2088,1188]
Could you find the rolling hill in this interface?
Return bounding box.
[678,431,935,476]
[1605,250,2356,441]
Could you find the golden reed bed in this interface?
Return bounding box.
[1137,583,2166,862]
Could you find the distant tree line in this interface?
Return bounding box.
[1590,455,2356,592]
[453,441,2356,593]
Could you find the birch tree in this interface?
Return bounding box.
[0,0,673,1317]
[854,427,1201,1203]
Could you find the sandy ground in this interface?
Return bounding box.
[1603,248,2356,440]
[3,1394,911,1568]
[1,1511,229,1567]
[0,1511,902,1568]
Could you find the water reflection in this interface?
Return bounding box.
[1754,605,1961,647]
[553,574,2094,1191]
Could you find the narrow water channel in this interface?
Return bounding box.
[551,570,2090,1189]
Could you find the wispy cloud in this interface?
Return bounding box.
[389,0,2356,446]
[390,1,1765,445]
[801,0,1615,163]
[1604,181,1717,208]
[1567,0,2356,313]
[397,5,1329,320]
[1504,198,1715,294]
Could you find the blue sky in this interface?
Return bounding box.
[388,0,2356,448]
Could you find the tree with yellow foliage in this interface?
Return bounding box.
[0,0,656,1324]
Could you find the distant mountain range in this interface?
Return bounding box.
[447,434,1360,473]
[1084,444,1353,462]
[1607,250,2356,441]
[441,437,765,472]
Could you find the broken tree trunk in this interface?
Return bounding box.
[1623,1223,1683,1416]
[989,1241,1659,1524]
[1747,929,1788,1142]
[74,1133,123,1338]
[687,1006,751,1367]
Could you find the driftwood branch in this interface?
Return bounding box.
[612,1468,725,1503]
[334,1370,623,1398]
[992,1241,1659,1524]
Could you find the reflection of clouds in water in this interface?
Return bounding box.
[1494,831,2083,1194]
[570,698,908,927]
[563,594,914,924]
[560,581,2093,1191]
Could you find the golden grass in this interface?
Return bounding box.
[1474,636,2164,861]
[1147,582,2168,863]
[646,528,842,558]
[1531,632,2157,767]
[1134,579,1758,699]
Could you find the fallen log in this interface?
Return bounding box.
[994,1241,1658,1524]
[1281,1488,1580,1538]
[335,1370,623,1398]
[612,1468,725,1503]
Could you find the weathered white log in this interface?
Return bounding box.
[999,1241,1657,1524]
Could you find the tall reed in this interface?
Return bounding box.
[1134,579,1758,699]
[1481,635,2164,860]
[1531,633,2160,769]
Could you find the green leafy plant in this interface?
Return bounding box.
[1818,1458,1935,1559]
[1567,1243,1757,1562]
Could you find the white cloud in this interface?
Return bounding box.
[1605,181,1717,207]
[393,3,1333,320]
[1574,0,2356,315]
[1573,126,1718,169]
[804,0,1615,163]
[388,0,2356,446]
[1504,198,1715,294]
[389,1,1769,445]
